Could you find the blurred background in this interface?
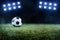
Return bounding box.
[0,0,60,24]
[0,0,60,40]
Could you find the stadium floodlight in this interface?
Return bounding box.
[18,6,21,8]
[44,2,47,5]
[4,8,7,11]
[12,3,16,5]
[8,7,12,10]
[48,7,52,10]
[49,3,52,6]
[39,5,42,8]
[39,1,43,4]
[3,2,21,11]
[13,6,16,9]
[17,2,20,4]
[54,3,57,6]
[8,3,11,6]
[44,6,47,9]
[39,1,57,10]
[53,7,56,10]
[3,4,6,7]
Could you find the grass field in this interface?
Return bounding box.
[0,24,60,40]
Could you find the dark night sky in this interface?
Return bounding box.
[0,0,60,23]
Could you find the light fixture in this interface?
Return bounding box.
[39,5,42,8]
[8,3,11,6]
[8,7,12,10]
[13,6,16,9]
[44,6,47,9]
[18,6,21,8]
[49,3,52,6]
[17,2,20,4]
[4,8,7,11]
[54,3,57,6]
[53,7,56,10]
[39,1,57,10]
[39,1,43,4]
[3,4,6,7]
[12,3,16,5]
[48,7,52,10]
[3,2,21,11]
[44,2,47,5]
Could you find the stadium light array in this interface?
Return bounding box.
[39,1,57,10]
[3,2,21,11]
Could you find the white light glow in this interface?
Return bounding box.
[44,6,47,9]
[13,6,16,9]
[3,4,6,7]
[8,7,12,10]
[17,2,20,4]
[53,7,56,10]
[12,3,16,5]
[3,2,21,11]
[18,6,21,8]
[54,3,57,6]
[39,5,42,8]
[4,8,7,11]
[48,7,52,9]
[44,2,47,5]
[39,1,43,4]
[8,3,11,6]
[49,3,52,5]
[39,1,57,10]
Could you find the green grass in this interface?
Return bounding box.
[0,24,60,40]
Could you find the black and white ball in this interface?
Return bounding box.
[11,17,22,27]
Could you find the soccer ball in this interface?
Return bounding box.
[11,17,22,27]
